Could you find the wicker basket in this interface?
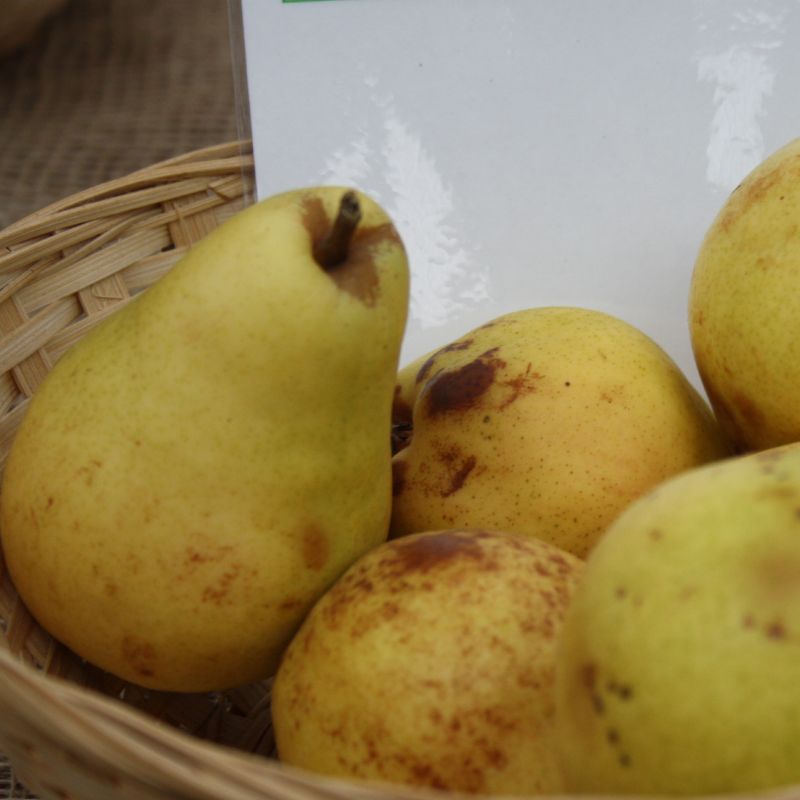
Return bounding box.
[0,141,798,800]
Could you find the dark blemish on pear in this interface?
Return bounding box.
[121,635,156,678]
[201,563,242,605]
[498,363,543,409]
[607,680,633,700]
[302,524,329,571]
[416,339,475,385]
[425,348,505,417]
[441,455,477,497]
[581,662,597,690]
[279,597,305,612]
[416,355,439,385]
[619,753,632,768]
[766,621,787,639]
[303,192,401,307]
[387,531,485,575]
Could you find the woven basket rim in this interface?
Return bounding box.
[0,139,255,252]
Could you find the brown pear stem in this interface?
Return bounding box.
[313,191,362,270]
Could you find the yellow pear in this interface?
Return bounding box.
[690,137,800,451]
[391,307,730,558]
[0,187,409,691]
[271,528,584,795]
[555,443,800,795]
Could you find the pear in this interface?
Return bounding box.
[555,443,800,795]
[391,307,730,558]
[689,137,800,452]
[0,187,409,691]
[271,528,584,795]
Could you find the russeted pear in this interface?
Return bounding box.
[272,528,584,795]
[690,137,800,452]
[0,187,409,691]
[391,307,731,558]
[555,443,800,795]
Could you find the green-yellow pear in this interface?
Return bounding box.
[555,443,800,795]
[271,528,584,795]
[690,137,800,452]
[391,307,731,558]
[0,187,409,692]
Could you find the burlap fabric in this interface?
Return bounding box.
[0,1,245,795]
[0,0,244,230]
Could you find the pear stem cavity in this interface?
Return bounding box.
[314,191,362,270]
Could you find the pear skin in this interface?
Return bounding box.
[391,307,731,558]
[0,187,409,691]
[690,137,800,452]
[555,443,800,794]
[272,528,584,795]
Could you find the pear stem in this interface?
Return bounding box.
[314,191,362,270]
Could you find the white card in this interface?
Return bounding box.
[241,0,800,388]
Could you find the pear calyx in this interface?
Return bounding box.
[313,191,362,270]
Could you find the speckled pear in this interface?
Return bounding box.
[555,443,800,794]
[0,187,409,691]
[690,137,800,452]
[391,307,731,558]
[272,528,584,795]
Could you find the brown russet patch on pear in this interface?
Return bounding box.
[201,563,243,605]
[424,348,505,417]
[386,530,488,576]
[302,195,401,306]
[302,524,329,571]
[319,563,376,629]
[184,541,235,572]
[121,634,156,678]
[75,458,103,487]
[434,444,478,497]
[416,338,475,385]
[497,362,543,409]
[765,620,787,639]
[754,553,800,601]
[279,597,305,612]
